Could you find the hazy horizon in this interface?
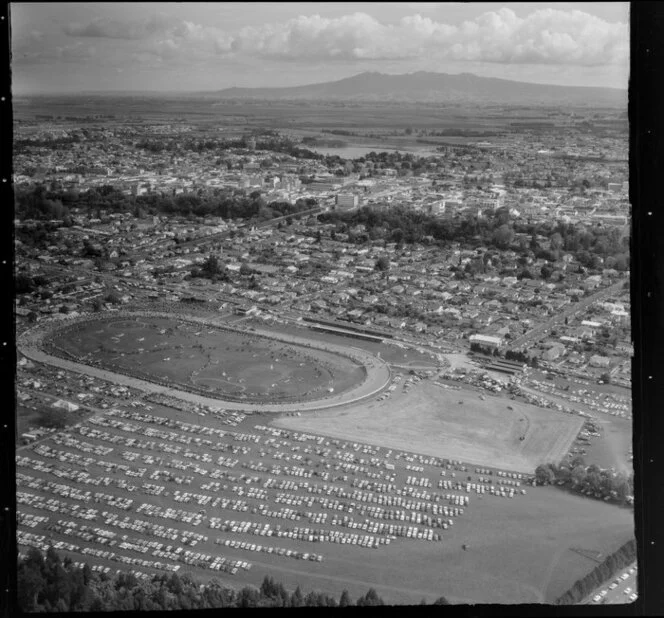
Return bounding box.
[12,69,630,98]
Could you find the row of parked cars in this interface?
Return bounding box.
[17,491,98,521]
[591,565,637,603]
[215,536,321,562]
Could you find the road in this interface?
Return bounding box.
[18,311,392,414]
[133,206,323,258]
[509,280,627,349]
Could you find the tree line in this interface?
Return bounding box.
[318,205,629,273]
[535,456,633,505]
[14,184,317,222]
[135,134,324,161]
[17,547,449,611]
[15,135,83,151]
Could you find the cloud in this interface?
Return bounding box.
[12,32,95,65]
[63,13,184,40]
[231,13,407,61]
[62,8,628,67]
[64,14,233,64]
[232,8,627,66]
[447,8,628,65]
[55,41,97,62]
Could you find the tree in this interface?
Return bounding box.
[585,468,602,494]
[17,565,44,611]
[374,256,390,272]
[540,263,554,280]
[201,254,221,277]
[570,464,587,488]
[535,464,555,486]
[433,596,450,604]
[465,258,485,276]
[304,591,321,606]
[260,576,276,598]
[38,407,69,429]
[529,233,539,251]
[492,224,514,249]
[236,586,261,608]
[614,254,629,271]
[357,588,384,606]
[82,563,92,586]
[167,573,183,595]
[339,590,351,607]
[239,263,253,276]
[16,273,35,294]
[550,232,564,251]
[104,290,122,304]
[290,586,304,607]
[614,477,632,502]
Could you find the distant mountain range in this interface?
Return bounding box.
[208,71,626,107]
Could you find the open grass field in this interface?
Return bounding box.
[433,485,634,603]
[49,317,365,404]
[273,380,584,474]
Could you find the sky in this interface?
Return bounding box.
[10,2,629,94]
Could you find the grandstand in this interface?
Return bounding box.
[308,323,385,343]
[303,316,393,340]
[480,358,527,375]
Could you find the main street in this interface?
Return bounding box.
[131,206,324,259]
[509,280,626,349]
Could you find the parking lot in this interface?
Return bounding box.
[15,395,543,600]
[15,391,636,604]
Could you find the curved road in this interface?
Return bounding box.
[18,312,392,414]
